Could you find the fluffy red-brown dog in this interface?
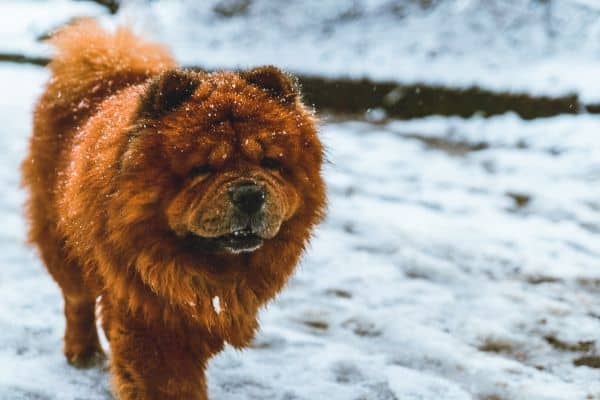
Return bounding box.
[22,19,325,400]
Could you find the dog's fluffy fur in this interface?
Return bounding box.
[22,19,325,400]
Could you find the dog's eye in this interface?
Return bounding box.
[261,157,282,170]
[189,165,212,177]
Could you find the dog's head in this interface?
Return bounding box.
[122,67,325,256]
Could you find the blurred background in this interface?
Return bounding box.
[1,1,600,399]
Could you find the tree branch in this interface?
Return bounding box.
[76,0,120,14]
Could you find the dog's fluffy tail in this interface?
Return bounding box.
[44,18,176,123]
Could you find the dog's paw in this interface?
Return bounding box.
[65,345,107,369]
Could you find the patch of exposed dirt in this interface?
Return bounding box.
[544,335,595,352]
[574,355,600,369]
[403,134,489,156]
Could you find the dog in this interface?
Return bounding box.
[21,19,326,399]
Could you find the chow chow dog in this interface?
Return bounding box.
[21,19,325,400]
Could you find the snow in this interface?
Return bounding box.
[1,63,600,399]
[5,1,600,101]
[122,0,600,103]
[0,0,104,55]
[213,296,222,315]
[385,366,471,400]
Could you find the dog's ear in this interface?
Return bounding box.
[241,66,299,105]
[138,70,199,117]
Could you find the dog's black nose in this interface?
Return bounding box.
[229,182,265,215]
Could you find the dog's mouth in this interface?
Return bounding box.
[185,228,264,254]
[215,228,264,253]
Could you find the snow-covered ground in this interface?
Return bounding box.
[1,64,600,399]
[5,0,600,101]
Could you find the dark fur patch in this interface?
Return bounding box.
[241,66,299,104]
[138,69,199,117]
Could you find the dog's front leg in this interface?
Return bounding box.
[109,311,219,400]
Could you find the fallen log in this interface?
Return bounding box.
[0,52,584,120]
